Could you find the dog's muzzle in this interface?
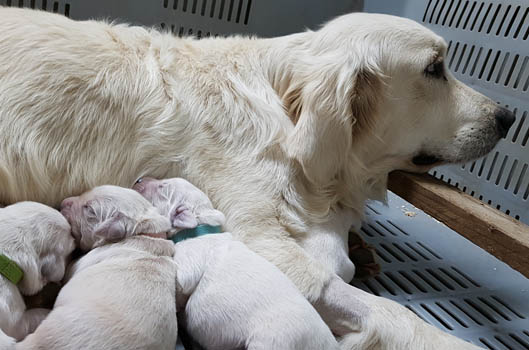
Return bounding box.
[495,107,515,138]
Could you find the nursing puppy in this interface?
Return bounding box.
[134,177,340,350]
[17,186,178,350]
[0,8,510,349]
[0,202,74,347]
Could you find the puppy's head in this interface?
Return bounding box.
[284,13,514,194]
[0,202,75,295]
[133,177,225,232]
[60,185,171,251]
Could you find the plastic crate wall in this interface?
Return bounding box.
[0,0,361,37]
[364,0,529,225]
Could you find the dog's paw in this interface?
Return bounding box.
[348,230,380,280]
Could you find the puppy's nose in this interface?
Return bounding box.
[495,107,515,138]
[60,198,74,211]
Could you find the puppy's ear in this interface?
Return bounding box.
[285,63,382,187]
[93,212,128,242]
[171,206,198,230]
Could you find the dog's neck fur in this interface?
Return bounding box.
[157,32,391,225]
[259,33,389,222]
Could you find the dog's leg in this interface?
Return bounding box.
[241,232,338,303]
[299,209,356,283]
[315,276,483,350]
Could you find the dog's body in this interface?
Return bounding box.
[0,7,510,349]
[18,236,178,350]
[0,202,74,347]
[135,177,340,350]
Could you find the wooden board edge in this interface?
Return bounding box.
[388,171,529,278]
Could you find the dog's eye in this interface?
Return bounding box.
[83,204,96,217]
[424,61,446,80]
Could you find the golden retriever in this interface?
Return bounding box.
[0,7,512,349]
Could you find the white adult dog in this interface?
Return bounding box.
[0,202,75,348]
[0,7,513,349]
[18,186,178,350]
[135,177,340,350]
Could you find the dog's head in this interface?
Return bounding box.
[0,202,75,295]
[133,177,225,232]
[283,13,514,199]
[60,185,171,251]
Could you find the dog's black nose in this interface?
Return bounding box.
[495,107,515,138]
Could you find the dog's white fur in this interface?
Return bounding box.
[0,7,499,349]
[136,177,340,350]
[19,188,178,350]
[0,202,74,347]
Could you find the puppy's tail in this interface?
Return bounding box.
[0,330,16,350]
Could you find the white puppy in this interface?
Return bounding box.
[17,186,178,350]
[0,202,75,348]
[134,177,340,350]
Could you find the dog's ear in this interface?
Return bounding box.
[171,206,198,230]
[285,64,382,187]
[91,212,128,244]
[350,68,382,138]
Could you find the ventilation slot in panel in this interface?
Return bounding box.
[352,191,529,347]
[162,0,252,24]
[160,23,212,38]
[1,0,70,16]
[424,1,529,41]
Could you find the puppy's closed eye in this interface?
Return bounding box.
[83,203,100,224]
[83,204,96,216]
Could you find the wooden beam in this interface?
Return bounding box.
[388,171,529,278]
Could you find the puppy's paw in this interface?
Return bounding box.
[115,236,175,256]
[154,239,176,257]
[348,230,380,280]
